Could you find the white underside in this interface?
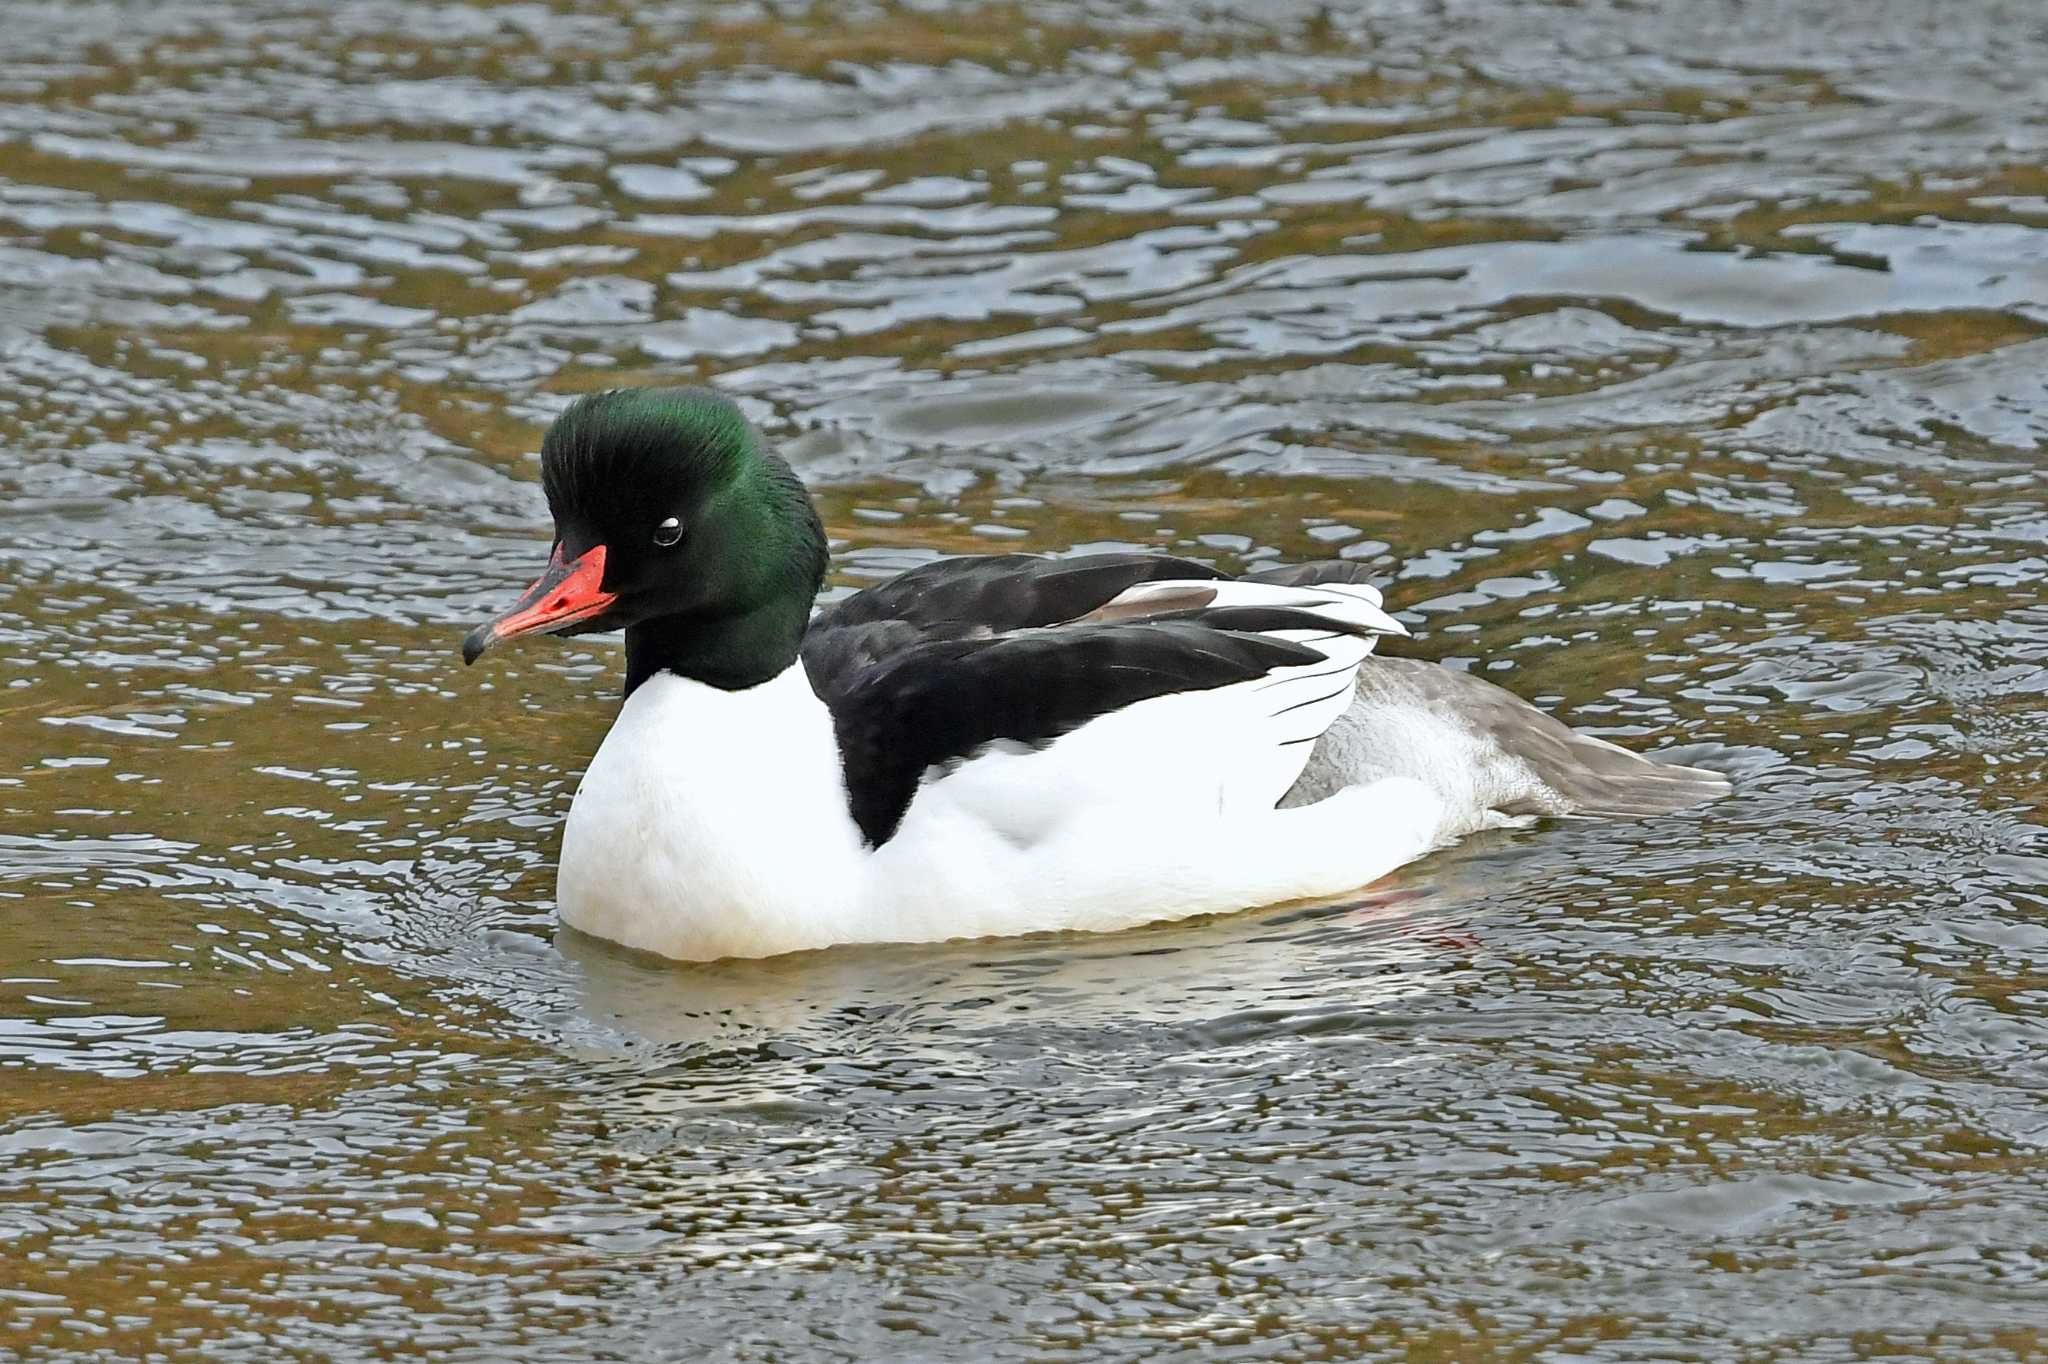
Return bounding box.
[557,660,1450,963]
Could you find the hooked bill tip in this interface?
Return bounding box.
[460,623,497,666]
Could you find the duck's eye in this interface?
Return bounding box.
[652,516,683,548]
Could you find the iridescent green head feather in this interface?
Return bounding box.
[532,386,828,692]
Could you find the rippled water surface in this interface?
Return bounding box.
[4,1,2046,1358]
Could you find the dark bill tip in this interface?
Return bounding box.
[460,622,499,666]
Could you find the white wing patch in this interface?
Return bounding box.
[1090,576,1406,637]
[914,577,1408,848]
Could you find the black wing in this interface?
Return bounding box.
[803,552,1227,713]
[801,552,1385,702]
[828,621,1327,847]
[813,552,1228,634]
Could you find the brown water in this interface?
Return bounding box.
[3,1,2046,1359]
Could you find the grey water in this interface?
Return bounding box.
[2,1,2045,1358]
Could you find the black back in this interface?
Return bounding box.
[799,552,1386,846]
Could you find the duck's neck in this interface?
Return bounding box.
[623,592,813,697]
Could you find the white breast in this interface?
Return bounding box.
[556,666,867,960]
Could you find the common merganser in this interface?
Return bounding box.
[463,387,1727,961]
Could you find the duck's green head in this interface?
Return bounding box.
[463,387,827,692]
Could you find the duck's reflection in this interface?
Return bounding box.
[545,856,1499,1096]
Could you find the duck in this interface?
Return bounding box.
[462,386,1728,962]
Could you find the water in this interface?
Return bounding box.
[2,1,2045,1358]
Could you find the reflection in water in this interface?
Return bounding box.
[2,0,2046,1358]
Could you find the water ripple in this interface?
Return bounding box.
[2,0,2046,1359]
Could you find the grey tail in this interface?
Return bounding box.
[1489,721,1731,818]
[1302,657,1730,821]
